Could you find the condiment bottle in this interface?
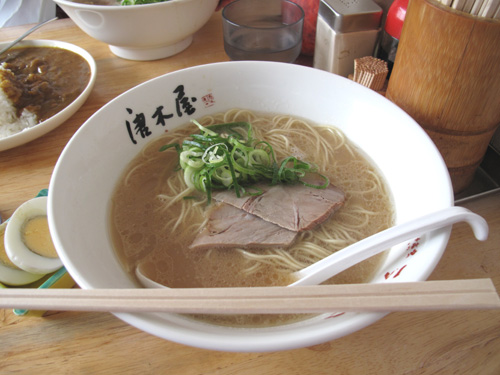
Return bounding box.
[375,0,408,76]
[291,0,320,56]
[313,0,383,78]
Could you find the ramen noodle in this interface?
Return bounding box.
[110,109,394,327]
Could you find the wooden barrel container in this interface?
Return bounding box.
[386,0,500,193]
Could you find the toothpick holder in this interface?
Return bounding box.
[386,0,500,193]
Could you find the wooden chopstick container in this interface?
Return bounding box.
[385,0,500,193]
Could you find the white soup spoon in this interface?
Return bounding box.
[136,206,488,289]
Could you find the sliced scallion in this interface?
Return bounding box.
[161,119,329,203]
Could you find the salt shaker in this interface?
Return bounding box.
[313,0,383,77]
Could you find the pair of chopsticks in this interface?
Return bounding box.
[436,0,500,18]
[0,279,499,314]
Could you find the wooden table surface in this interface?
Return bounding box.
[1,13,500,375]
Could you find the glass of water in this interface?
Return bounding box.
[222,0,304,63]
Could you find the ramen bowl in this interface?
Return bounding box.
[53,0,218,61]
[49,61,453,352]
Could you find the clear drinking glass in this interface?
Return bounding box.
[222,0,304,63]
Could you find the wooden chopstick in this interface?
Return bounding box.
[0,279,498,314]
[438,0,500,18]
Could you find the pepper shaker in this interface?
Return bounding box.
[313,0,383,78]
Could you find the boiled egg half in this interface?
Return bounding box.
[4,196,63,276]
[0,220,45,285]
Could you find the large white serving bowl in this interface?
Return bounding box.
[48,61,454,352]
[53,0,219,61]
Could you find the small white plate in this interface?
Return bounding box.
[0,39,97,152]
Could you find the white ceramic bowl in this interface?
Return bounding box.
[48,61,454,352]
[53,0,219,61]
[0,39,96,152]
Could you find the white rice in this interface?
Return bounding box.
[0,65,38,140]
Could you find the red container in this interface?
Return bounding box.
[376,0,408,74]
[291,0,319,56]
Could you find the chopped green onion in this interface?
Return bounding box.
[160,119,329,203]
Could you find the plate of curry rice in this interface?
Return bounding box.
[0,40,96,152]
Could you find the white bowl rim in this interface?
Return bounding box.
[53,0,201,10]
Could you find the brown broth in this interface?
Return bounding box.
[110,112,394,327]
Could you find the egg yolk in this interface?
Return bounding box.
[0,230,21,269]
[22,216,58,259]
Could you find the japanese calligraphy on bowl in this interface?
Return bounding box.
[125,84,199,145]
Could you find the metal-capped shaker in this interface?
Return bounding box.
[313,0,383,78]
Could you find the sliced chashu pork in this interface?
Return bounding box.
[189,203,297,250]
[212,183,346,232]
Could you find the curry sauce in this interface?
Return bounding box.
[0,46,90,122]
